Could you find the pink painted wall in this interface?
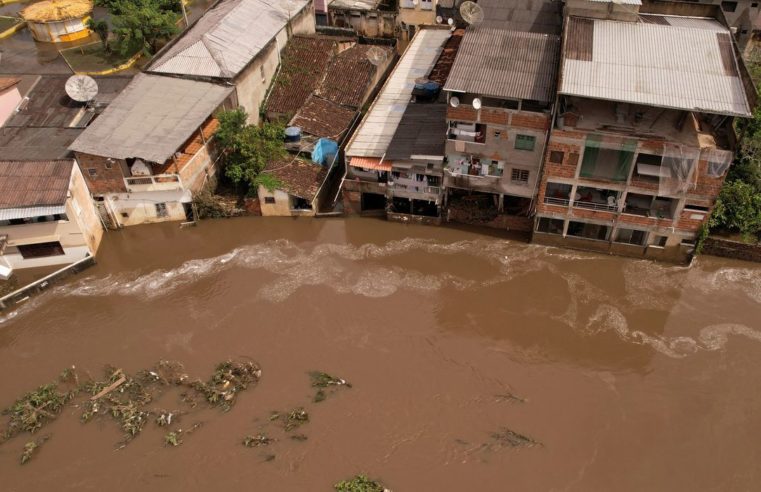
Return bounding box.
[0,87,21,127]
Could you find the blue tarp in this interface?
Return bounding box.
[311,138,338,166]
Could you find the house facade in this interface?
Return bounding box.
[148,0,316,126]
[533,2,756,263]
[0,160,103,277]
[69,74,235,228]
[327,0,396,38]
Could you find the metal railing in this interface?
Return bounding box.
[124,174,183,192]
[572,200,618,212]
[544,197,570,207]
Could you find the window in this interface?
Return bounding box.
[448,121,486,143]
[264,196,276,204]
[615,228,647,246]
[17,241,65,259]
[579,135,635,182]
[493,130,502,139]
[155,202,168,218]
[536,217,564,235]
[567,221,611,241]
[653,235,668,247]
[104,161,113,170]
[721,1,738,12]
[633,153,664,182]
[549,151,564,164]
[684,204,709,213]
[87,168,97,177]
[511,168,530,184]
[544,182,572,206]
[753,2,758,7]
[515,135,536,151]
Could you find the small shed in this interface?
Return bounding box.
[20,0,93,43]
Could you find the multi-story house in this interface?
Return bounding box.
[398,0,437,42]
[440,2,562,231]
[533,1,756,263]
[342,26,452,215]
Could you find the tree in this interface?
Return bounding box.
[109,0,180,56]
[88,19,110,52]
[215,108,286,194]
[711,180,761,240]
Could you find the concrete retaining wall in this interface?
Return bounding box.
[702,237,761,263]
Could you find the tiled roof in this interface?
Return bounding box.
[560,16,752,117]
[444,27,560,103]
[265,36,338,116]
[0,160,73,208]
[265,157,328,201]
[290,95,357,139]
[318,44,392,108]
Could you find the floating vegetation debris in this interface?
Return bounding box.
[282,408,309,431]
[243,434,274,447]
[334,475,387,492]
[490,428,540,449]
[494,392,525,404]
[155,410,179,427]
[2,381,75,441]
[290,433,308,442]
[20,435,50,465]
[190,360,261,411]
[165,431,181,447]
[309,371,350,403]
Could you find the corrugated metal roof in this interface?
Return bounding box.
[149,0,309,79]
[385,104,447,160]
[560,16,752,117]
[69,74,233,163]
[0,205,68,221]
[345,28,451,159]
[0,127,82,161]
[477,0,562,35]
[0,160,73,209]
[444,27,560,103]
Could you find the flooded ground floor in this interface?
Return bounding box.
[0,218,760,491]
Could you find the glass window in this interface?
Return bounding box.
[567,221,611,241]
[510,168,530,184]
[536,217,564,235]
[515,135,536,151]
[155,202,168,217]
[615,228,647,246]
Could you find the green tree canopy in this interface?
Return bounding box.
[96,0,180,56]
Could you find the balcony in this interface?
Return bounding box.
[124,174,183,193]
[572,186,620,212]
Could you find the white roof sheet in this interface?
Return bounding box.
[69,74,233,163]
[0,205,67,221]
[345,28,451,159]
[560,16,752,117]
[150,0,309,79]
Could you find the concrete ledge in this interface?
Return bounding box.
[0,255,95,311]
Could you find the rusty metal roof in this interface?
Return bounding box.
[560,16,753,117]
[0,160,73,209]
[444,27,560,103]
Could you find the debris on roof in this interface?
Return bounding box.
[264,157,328,201]
[290,95,356,140]
[428,29,463,87]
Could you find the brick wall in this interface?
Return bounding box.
[75,152,128,194]
[702,237,761,263]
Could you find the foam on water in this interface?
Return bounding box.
[2,238,760,358]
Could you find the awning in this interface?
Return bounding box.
[348,156,392,172]
[0,205,67,221]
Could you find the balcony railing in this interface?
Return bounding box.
[572,200,618,212]
[544,197,570,207]
[124,174,183,193]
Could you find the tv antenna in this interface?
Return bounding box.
[460,1,484,26]
[65,75,99,103]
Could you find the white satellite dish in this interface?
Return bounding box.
[65,75,98,103]
[460,1,484,25]
[472,97,482,110]
[450,96,460,108]
[447,17,454,26]
[366,46,388,66]
[436,15,443,24]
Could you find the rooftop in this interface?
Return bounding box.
[385,103,448,160]
[149,0,309,79]
[346,27,451,159]
[264,157,328,201]
[0,77,21,92]
[428,28,463,87]
[317,43,392,108]
[69,73,233,163]
[477,0,562,35]
[0,127,83,160]
[444,27,560,103]
[0,160,72,209]
[328,0,383,11]
[20,0,92,23]
[560,15,753,117]
[265,36,338,117]
[290,95,357,139]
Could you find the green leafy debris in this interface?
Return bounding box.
[243,434,274,447]
[20,435,50,465]
[334,475,386,492]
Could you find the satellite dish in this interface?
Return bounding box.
[366,46,388,66]
[436,15,443,23]
[447,17,454,26]
[65,75,98,103]
[472,98,482,110]
[450,96,460,108]
[460,1,484,25]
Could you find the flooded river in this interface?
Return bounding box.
[1,218,760,491]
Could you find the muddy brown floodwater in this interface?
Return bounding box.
[1,218,760,491]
